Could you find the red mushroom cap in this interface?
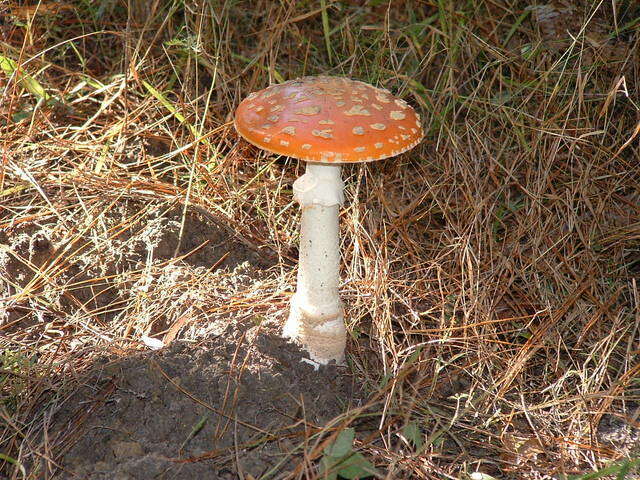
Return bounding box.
[234,76,423,163]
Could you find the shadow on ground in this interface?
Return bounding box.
[39,320,362,479]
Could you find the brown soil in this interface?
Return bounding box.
[45,321,362,479]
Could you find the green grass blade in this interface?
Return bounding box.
[142,79,210,147]
[0,453,26,478]
[320,0,332,63]
[0,55,50,101]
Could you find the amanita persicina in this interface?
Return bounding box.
[234,76,423,365]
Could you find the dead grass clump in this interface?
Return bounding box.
[2,0,640,478]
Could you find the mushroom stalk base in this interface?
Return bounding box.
[283,163,346,365]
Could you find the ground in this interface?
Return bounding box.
[51,322,360,479]
[1,202,369,479]
[2,1,640,479]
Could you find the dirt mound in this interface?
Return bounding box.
[0,199,273,341]
[46,321,362,479]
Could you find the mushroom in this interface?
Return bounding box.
[234,76,423,365]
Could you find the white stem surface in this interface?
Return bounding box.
[283,163,346,364]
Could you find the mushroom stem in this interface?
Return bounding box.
[283,162,346,365]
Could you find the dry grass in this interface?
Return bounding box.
[1,0,640,478]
